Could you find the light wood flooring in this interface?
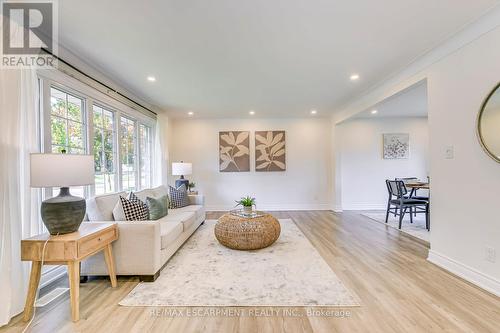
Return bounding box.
[2,211,499,333]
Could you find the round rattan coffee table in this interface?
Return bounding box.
[215,212,281,250]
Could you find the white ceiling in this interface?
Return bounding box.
[352,80,428,119]
[57,0,499,118]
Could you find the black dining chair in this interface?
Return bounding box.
[393,178,417,217]
[395,177,429,219]
[385,180,429,230]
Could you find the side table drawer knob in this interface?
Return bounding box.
[79,229,115,257]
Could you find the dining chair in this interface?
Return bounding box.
[393,178,416,217]
[385,180,429,230]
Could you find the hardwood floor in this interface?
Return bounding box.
[3,211,499,333]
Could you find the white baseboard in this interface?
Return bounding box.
[205,203,332,211]
[332,205,343,213]
[427,250,500,297]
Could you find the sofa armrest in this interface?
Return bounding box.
[81,220,162,275]
[188,194,204,206]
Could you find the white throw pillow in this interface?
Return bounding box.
[112,199,126,221]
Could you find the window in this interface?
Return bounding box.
[93,105,116,194]
[139,124,152,189]
[49,87,86,198]
[40,72,155,199]
[50,87,86,154]
[120,116,136,192]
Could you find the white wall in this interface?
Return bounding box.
[168,118,332,211]
[426,24,500,295]
[481,104,500,157]
[331,8,500,295]
[337,117,429,210]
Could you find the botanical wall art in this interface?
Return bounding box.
[255,131,286,171]
[383,133,410,159]
[219,131,250,172]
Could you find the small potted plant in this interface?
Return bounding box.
[235,196,256,214]
[187,182,196,193]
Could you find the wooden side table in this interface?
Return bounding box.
[21,223,118,322]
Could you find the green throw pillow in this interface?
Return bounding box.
[145,195,169,220]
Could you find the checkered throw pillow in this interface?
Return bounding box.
[169,184,190,209]
[128,192,146,207]
[119,193,149,221]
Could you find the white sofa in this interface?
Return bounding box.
[81,185,205,281]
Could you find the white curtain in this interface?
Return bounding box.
[0,66,40,326]
[153,112,170,186]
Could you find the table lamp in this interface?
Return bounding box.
[172,161,192,189]
[30,153,95,235]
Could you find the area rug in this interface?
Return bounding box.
[119,219,359,307]
[361,212,429,242]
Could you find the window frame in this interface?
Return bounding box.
[49,86,88,155]
[119,114,138,192]
[92,103,119,195]
[139,123,153,189]
[42,80,91,200]
[37,69,156,198]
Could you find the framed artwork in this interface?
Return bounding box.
[383,133,409,159]
[219,131,250,172]
[255,131,286,171]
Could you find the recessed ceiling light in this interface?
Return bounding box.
[187,111,194,116]
[147,76,156,82]
[249,110,255,115]
[350,74,360,81]
[371,109,378,114]
[310,110,317,115]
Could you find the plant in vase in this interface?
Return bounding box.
[235,196,256,214]
[188,182,196,193]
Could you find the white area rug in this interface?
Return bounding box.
[361,212,429,242]
[120,219,359,307]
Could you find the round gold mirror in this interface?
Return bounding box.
[477,83,500,163]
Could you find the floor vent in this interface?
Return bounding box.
[35,287,70,307]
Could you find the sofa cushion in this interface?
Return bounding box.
[146,195,169,220]
[160,211,189,221]
[134,188,157,203]
[160,221,183,250]
[87,191,126,221]
[180,212,196,230]
[113,192,150,221]
[161,211,196,231]
[119,195,149,221]
[112,200,126,221]
[151,185,168,198]
[171,205,205,221]
[169,184,190,208]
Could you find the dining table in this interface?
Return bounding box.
[405,181,430,190]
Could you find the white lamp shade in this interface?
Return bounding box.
[171,162,192,176]
[30,153,95,188]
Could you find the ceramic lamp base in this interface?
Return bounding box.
[175,178,189,190]
[41,187,86,235]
